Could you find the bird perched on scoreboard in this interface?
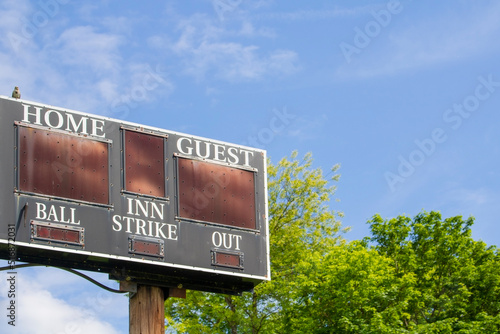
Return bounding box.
[12,86,21,99]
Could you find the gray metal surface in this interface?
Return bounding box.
[0,96,270,294]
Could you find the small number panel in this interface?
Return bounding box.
[128,236,165,258]
[31,221,85,247]
[177,157,256,229]
[211,250,244,269]
[18,126,109,205]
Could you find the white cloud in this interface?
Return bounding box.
[0,267,125,334]
[52,26,123,74]
[0,6,174,117]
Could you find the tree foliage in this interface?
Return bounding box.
[280,212,500,334]
[165,152,500,333]
[365,212,500,333]
[165,151,344,333]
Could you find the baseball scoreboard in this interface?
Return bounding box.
[0,96,270,294]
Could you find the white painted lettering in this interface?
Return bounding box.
[91,119,105,138]
[151,202,164,220]
[112,215,177,240]
[168,224,178,240]
[136,218,147,236]
[212,231,222,248]
[176,137,257,168]
[59,206,70,224]
[127,198,165,220]
[126,198,134,215]
[195,140,210,159]
[20,103,106,138]
[211,231,242,250]
[213,144,225,161]
[47,205,59,221]
[177,137,193,155]
[115,199,175,240]
[241,150,254,167]
[36,202,47,220]
[233,234,242,250]
[227,147,239,164]
[34,203,81,224]
[112,215,122,231]
[44,109,64,128]
[147,220,154,237]
[65,114,88,134]
[222,233,232,249]
[124,216,134,233]
[155,222,167,239]
[22,104,42,125]
[135,200,149,217]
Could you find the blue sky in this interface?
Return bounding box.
[1,0,500,333]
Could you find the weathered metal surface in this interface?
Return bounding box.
[124,130,165,197]
[31,221,85,247]
[177,157,256,229]
[129,236,165,258]
[212,250,243,269]
[0,96,269,294]
[18,125,109,204]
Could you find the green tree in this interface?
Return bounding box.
[281,212,500,333]
[165,151,345,333]
[166,153,500,333]
[365,211,500,333]
[282,242,409,333]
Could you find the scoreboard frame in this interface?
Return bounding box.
[0,96,270,294]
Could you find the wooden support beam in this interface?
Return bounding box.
[129,285,165,334]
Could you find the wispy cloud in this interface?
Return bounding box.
[164,13,300,82]
[1,3,298,108]
[440,186,498,212]
[52,26,123,74]
[287,113,329,141]
[336,2,500,79]
[0,2,173,117]
[183,42,299,81]
[254,6,374,21]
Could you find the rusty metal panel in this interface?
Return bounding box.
[129,236,165,258]
[212,250,244,269]
[124,130,165,197]
[18,126,109,204]
[31,221,85,247]
[177,157,256,229]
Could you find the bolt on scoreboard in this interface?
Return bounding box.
[0,96,270,294]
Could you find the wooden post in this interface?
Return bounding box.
[129,285,165,334]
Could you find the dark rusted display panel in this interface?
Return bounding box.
[212,250,243,269]
[177,157,256,229]
[18,126,109,204]
[124,130,165,197]
[31,221,84,246]
[129,237,164,258]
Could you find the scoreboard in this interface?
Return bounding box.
[0,96,270,294]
